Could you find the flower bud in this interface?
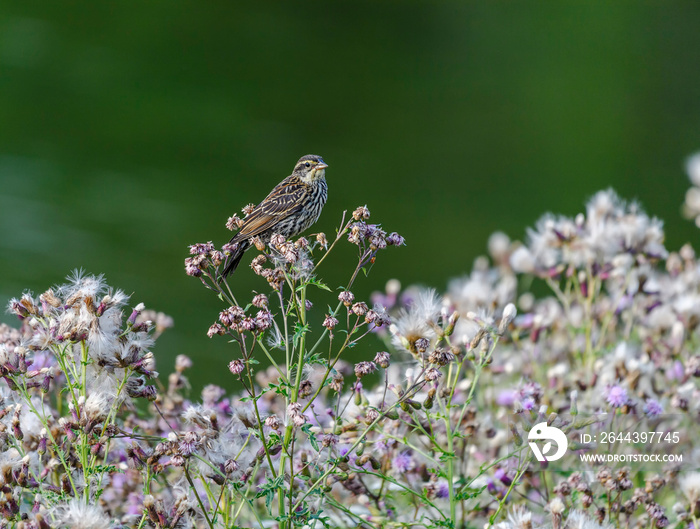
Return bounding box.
[385,408,399,420]
[445,311,460,336]
[322,315,339,330]
[498,303,517,334]
[424,387,436,410]
[510,424,523,447]
[338,291,354,306]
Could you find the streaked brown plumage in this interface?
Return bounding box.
[222,154,328,277]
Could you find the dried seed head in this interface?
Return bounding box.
[352,205,371,221]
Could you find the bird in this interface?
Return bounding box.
[221,154,328,278]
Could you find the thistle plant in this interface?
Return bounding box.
[1,273,167,528]
[185,206,408,528]
[2,161,700,528]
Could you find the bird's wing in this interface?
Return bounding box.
[233,176,307,240]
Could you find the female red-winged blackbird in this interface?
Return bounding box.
[221,154,328,277]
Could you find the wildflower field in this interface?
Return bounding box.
[2,160,700,529]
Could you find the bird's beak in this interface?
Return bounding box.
[316,162,328,170]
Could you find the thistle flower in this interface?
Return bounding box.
[495,506,534,529]
[322,433,339,447]
[178,432,201,456]
[354,361,377,378]
[184,256,204,277]
[679,472,700,504]
[224,458,239,474]
[287,402,306,427]
[226,214,243,231]
[264,415,281,430]
[51,499,112,529]
[392,451,415,474]
[241,317,257,332]
[391,289,442,353]
[424,368,442,381]
[643,398,663,417]
[352,205,370,221]
[84,389,117,424]
[565,510,613,529]
[365,304,391,327]
[228,360,245,375]
[374,351,390,368]
[605,385,628,408]
[249,312,269,333]
[427,348,454,366]
[322,315,339,330]
[182,405,215,429]
[338,291,355,306]
[207,323,225,338]
[189,242,216,256]
[219,305,245,328]
[329,373,344,392]
[683,152,700,227]
[350,302,368,316]
[386,232,405,246]
[175,354,192,372]
[252,294,268,308]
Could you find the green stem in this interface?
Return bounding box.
[14,378,78,495]
[488,455,531,527]
[279,282,308,528]
[184,465,215,529]
[291,381,426,513]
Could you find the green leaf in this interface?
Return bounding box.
[431,519,455,528]
[293,322,311,348]
[439,451,456,463]
[455,485,486,501]
[301,423,320,452]
[265,381,291,398]
[305,277,332,292]
[89,464,120,476]
[304,352,325,366]
[307,512,332,528]
[255,476,285,512]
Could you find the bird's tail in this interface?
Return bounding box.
[221,241,249,279]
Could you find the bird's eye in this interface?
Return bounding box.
[305,162,311,168]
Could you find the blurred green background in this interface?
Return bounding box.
[2,3,699,391]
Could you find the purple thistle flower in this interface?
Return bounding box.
[643,398,663,417]
[322,315,339,330]
[228,360,245,375]
[521,397,536,411]
[386,232,405,246]
[240,317,257,332]
[436,480,450,499]
[338,291,355,306]
[255,310,273,331]
[374,351,390,368]
[354,361,377,378]
[189,242,215,255]
[207,323,225,338]
[606,385,628,408]
[252,293,268,308]
[494,467,512,486]
[667,360,684,381]
[496,390,518,407]
[392,452,415,473]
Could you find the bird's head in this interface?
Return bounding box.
[294,154,327,183]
